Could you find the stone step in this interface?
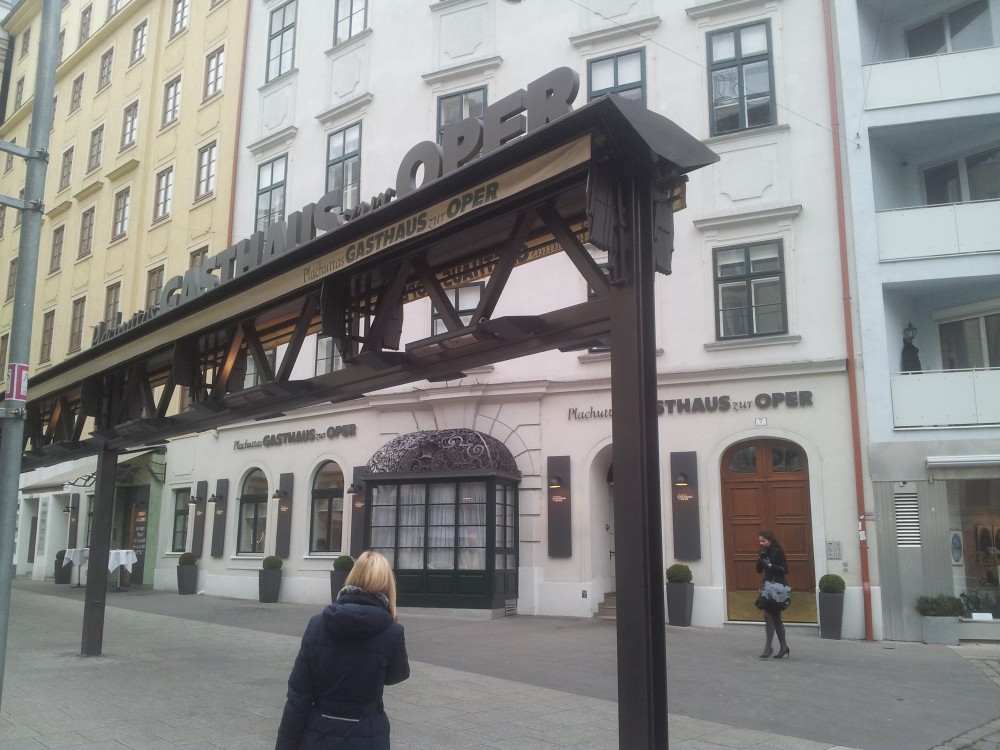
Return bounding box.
[595,592,617,619]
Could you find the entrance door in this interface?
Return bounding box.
[722,439,816,622]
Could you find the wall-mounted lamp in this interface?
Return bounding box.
[673,473,689,487]
[62,505,71,516]
[346,483,361,497]
[903,321,918,343]
[188,496,202,507]
[272,489,287,500]
[208,494,221,502]
[548,476,563,489]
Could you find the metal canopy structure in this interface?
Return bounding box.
[5,79,717,748]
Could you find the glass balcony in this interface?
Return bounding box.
[891,368,1000,427]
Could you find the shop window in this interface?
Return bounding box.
[171,488,190,552]
[707,21,775,136]
[906,0,992,58]
[237,469,269,553]
[713,240,786,339]
[310,462,344,553]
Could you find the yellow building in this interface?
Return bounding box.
[0,0,248,386]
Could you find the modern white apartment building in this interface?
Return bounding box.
[153,0,878,636]
[832,0,1000,640]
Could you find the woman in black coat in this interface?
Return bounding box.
[275,551,410,750]
[756,530,790,659]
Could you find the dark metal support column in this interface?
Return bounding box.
[81,445,118,656]
[609,173,668,748]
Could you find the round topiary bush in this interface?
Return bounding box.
[666,563,692,584]
[916,594,963,617]
[55,549,66,560]
[818,573,846,594]
[177,552,197,566]
[333,554,355,572]
[262,555,283,570]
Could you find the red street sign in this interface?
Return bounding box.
[6,363,28,401]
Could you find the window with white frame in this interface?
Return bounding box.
[432,283,483,336]
[154,167,174,221]
[87,125,104,171]
[170,0,190,38]
[588,49,645,103]
[50,226,64,273]
[196,142,217,199]
[924,146,1000,205]
[98,48,113,89]
[255,155,287,232]
[204,46,224,99]
[707,21,775,136]
[939,309,1000,370]
[112,187,130,239]
[438,87,485,142]
[58,147,74,191]
[326,123,361,211]
[131,19,147,63]
[79,207,95,257]
[267,1,297,82]
[334,0,367,46]
[121,101,138,149]
[171,488,190,552]
[315,335,344,376]
[713,240,786,339]
[103,282,120,325]
[162,76,181,126]
[906,0,992,58]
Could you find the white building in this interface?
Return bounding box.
[833,0,1000,641]
[152,0,875,636]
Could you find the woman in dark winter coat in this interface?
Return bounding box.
[756,530,790,659]
[275,551,410,750]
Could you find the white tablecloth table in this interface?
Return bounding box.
[62,548,88,568]
[108,549,138,573]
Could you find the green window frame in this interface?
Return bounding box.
[707,21,775,136]
[587,48,645,104]
[171,488,190,552]
[326,123,361,211]
[713,240,786,340]
[437,87,486,143]
[236,468,269,554]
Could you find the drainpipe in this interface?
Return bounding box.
[226,2,252,245]
[822,0,874,641]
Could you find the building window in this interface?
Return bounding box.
[70,74,84,112]
[204,46,224,99]
[5,259,17,302]
[267,1,297,82]
[146,266,164,309]
[131,20,147,63]
[255,155,287,232]
[588,49,645,103]
[14,190,23,228]
[153,167,174,221]
[104,282,120,325]
[170,0,190,37]
[438,87,485,142]
[112,187,130,239]
[162,77,181,126]
[334,0,366,46]
[4,139,14,172]
[50,226,65,273]
[243,348,277,389]
[196,142,217,199]
[939,311,1000,370]
[237,469,269,554]
[57,30,65,63]
[326,123,361,211]
[58,147,74,191]
[121,101,138,149]
[70,297,87,352]
[79,4,92,46]
[315,335,343,376]
[924,146,1000,205]
[907,0,992,57]
[0,206,6,238]
[190,246,208,268]
[707,21,775,136]
[713,241,786,339]
[310,462,345,553]
[98,48,113,90]
[432,283,482,336]
[40,310,55,362]
[14,78,24,110]
[108,0,122,18]
[87,125,104,172]
[171,488,190,552]
[0,334,8,374]
[20,26,30,58]
[79,207,95,257]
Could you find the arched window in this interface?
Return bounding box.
[237,469,268,554]
[310,462,344,554]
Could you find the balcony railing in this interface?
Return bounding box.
[862,46,1000,110]
[876,200,1000,261]
[891,368,1000,428]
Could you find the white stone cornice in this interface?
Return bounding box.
[422,56,503,86]
[692,203,801,230]
[568,16,661,49]
[315,93,374,128]
[685,0,776,21]
[246,126,298,159]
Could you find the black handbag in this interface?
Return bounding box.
[754,592,766,610]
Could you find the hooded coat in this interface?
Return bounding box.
[275,587,410,750]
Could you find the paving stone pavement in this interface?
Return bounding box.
[3,583,999,750]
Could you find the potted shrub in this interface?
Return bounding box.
[916,594,963,645]
[259,555,283,603]
[665,563,694,627]
[54,549,72,584]
[177,552,198,595]
[330,555,355,601]
[818,573,846,640]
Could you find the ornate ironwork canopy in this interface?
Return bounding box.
[367,428,519,476]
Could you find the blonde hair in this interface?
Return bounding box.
[345,551,398,621]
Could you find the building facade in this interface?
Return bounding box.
[833,0,1000,640]
[150,0,877,636]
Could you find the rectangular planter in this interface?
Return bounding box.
[922,616,959,646]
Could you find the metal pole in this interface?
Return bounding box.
[82,444,117,656]
[610,173,668,748]
[0,0,62,710]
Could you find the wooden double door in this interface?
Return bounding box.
[722,439,817,623]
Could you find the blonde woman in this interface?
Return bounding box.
[276,551,410,750]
